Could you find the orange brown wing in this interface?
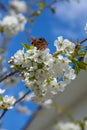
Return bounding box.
[31,38,48,50]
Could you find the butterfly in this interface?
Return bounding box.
[30,37,48,50]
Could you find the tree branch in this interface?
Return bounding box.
[14,90,31,105]
[0,109,7,120]
[79,38,87,44]
[0,70,18,83]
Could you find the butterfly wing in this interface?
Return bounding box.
[31,38,48,50]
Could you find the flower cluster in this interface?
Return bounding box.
[0,89,16,109]
[1,14,26,37]
[8,36,76,103]
[0,0,27,37]
[54,36,75,54]
[10,0,27,13]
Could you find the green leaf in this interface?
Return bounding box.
[27,18,34,24]
[32,10,41,16]
[39,2,45,10]
[22,43,34,50]
[83,116,87,121]
[78,121,84,130]
[75,62,80,74]
[0,48,5,54]
[78,51,87,57]
[77,61,87,70]
[0,95,3,101]
[0,25,3,33]
[74,60,87,74]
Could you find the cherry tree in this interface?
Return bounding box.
[0,0,87,129]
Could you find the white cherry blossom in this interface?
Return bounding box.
[54,36,75,54]
[3,95,16,109]
[2,15,19,36]
[13,49,25,65]
[53,122,81,130]
[17,14,27,31]
[10,0,27,13]
[0,89,5,94]
[2,14,27,37]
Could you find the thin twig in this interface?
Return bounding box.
[14,90,31,105]
[28,0,58,18]
[0,109,7,120]
[79,38,87,44]
[0,70,18,83]
[0,2,8,11]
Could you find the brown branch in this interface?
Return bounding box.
[0,109,7,120]
[0,2,8,11]
[79,38,87,44]
[14,90,31,105]
[0,70,18,83]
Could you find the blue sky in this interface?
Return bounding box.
[1,0,87,130]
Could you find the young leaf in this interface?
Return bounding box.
[78,51,87,57]
[22,43,34,50]
[27,18,34,24]
[0,25,3,33]
[77,61,87,70]
[75,62,80,74]
[0,95,3,101]
[39,2,45,10]
[32,10,41,16]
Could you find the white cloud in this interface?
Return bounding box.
[55,0,87,21]
[51,0,87,38]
